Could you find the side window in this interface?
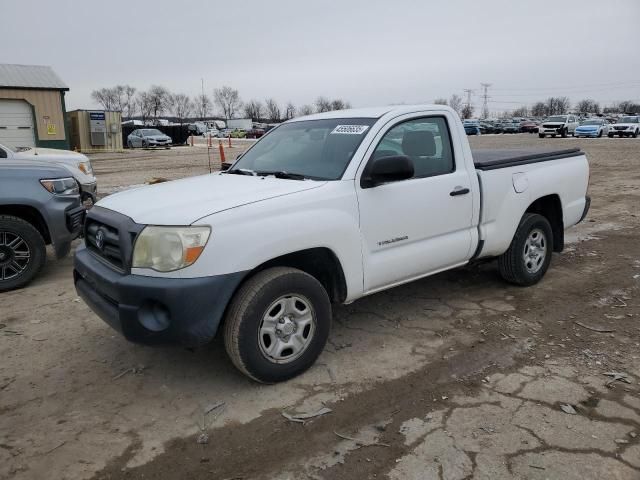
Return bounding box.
[0,148,6,159]
[371,116,454,178]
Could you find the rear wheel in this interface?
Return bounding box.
[538,134,545,138]
[498,213,553,286]
[224,267,332,383]
[608,133,614,138]
[0,216,46,292]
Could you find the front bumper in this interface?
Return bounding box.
[73,245,246,347]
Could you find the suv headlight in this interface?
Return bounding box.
[40,177,79,195]
[132,226,211,272]
[78,160,93,175]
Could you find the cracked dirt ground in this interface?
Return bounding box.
[1,135,639,479]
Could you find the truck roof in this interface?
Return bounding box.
[289,104,451,122]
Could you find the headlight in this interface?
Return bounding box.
[132,226,211,272]
[78,160,93,175]
[40,177,79,195]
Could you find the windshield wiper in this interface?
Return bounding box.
[224,168,257,176]
[257,171,306,180]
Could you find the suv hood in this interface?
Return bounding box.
[97,173,326,224]
[14,147,87,160]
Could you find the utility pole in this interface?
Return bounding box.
[480,83,491,119]
[201,78,205,121]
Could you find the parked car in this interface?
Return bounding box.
[202,129,221,138]
[230,129,247,138]
[608,115,639,138]
[246,128,266,139]
[464,124,482,135]
[520,120,539,133]
[575,118,610,138]
[538,115,579,138]
[74,104,590,383]
[0,142,97,204]
[501,120,521,134]
[127,129,172,148]
[1,161,84,291]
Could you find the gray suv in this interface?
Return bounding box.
[0,161,85,291]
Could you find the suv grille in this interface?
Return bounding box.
[613,125,627,130]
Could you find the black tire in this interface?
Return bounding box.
[142,140,148,148]
[498,213,553,287]
[633,130,638,138]
[608,133,614,138]
[551,134,556,138]
[127,140,133,148]
[223,267,332,383]
[538,134,545,138]
[0,215,46,292]
[561,128,567,138]
[597,130,603,138]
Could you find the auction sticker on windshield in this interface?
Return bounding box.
[331,125,370,135]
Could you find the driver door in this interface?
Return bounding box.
[356,114,475,293]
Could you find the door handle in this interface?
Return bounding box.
[450,187,470,196]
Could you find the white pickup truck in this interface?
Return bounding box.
[74,105,590,383]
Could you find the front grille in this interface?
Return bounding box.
[543,124,560,129]
[66,207,85,232]
[86,219,125,270]
[613,126,627,130]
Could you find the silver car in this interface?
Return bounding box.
[127,128,172,148]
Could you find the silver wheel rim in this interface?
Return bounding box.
[258,294,315,364]
[523,228,547,274]
[0,231,31,281]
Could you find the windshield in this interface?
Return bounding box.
[580,120,602,125]
[546,116,567,122]
[229,118,376,180]
[141,129,163,136]
[618,116,639,123]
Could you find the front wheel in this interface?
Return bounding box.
[223,267,331,383]
[538,133,545,138]
[498,213,553,286]
[598,130,603,137]
[608,133,614,138]
[561,128,568,138]
[0,215,46,292]
[633,130,638,138]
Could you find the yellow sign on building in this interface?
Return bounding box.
[47,123,56,135]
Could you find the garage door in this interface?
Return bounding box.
[0,99,36,149]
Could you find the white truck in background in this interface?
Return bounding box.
[74,105,590,383]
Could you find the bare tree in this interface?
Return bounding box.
[136,92,154,122]
[170,93,193,124]
[433,98,448,105]
[265,98,281,122]
[146,85,171,120]
[576,99,600,115]
[512,106,529,117]
[460,104,474,119]
[448,94,463,116]
[194,94,212,120]
[545,97,570,115]
[330,99,347,111]
[315,96,332,113]
[617,100,640,113]
[243,100,264,120]
[91,88,118,110]
[214,86,242,119]
[299,104,314,116]
[531,102,547,117]
[122,86,137,119]
[285,102,296,119]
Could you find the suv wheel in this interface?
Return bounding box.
[0,215,46,292]
[561,128,568,138]
[498,213,553,286]
[633,129,638,138]
[224,267,331,383]
[538,133,545,138]
[608,133,614,138]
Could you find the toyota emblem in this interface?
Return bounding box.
[95,229,105,250]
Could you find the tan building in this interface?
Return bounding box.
[0,64,70,149]
[68,110,123,153]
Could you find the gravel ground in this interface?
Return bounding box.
[1,134,639,480]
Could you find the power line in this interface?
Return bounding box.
[480,83,491,119]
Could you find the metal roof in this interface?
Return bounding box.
[0,64,68,91]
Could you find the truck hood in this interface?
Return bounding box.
[14,147,87,161]
[96,173,326,224]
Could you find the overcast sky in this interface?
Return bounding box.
[2,0,639,114]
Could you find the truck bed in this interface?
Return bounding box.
[473,148,583,171]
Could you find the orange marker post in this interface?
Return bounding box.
[228,135,232,148]
[218,140,226,163]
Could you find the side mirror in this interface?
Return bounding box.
[361,155,414,188]
[220,162,232,171]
